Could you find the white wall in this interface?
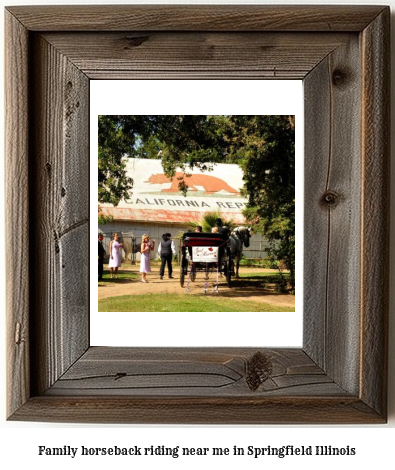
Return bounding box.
[1,1,394,469]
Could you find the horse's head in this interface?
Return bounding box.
[243,227,252,247]
[233,226,252,247]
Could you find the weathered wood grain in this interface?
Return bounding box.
[5,10,30,419]
[29,35,90,395]
[5,5,389,424]
[360,9,390,418]
[46,347,343,397]
[303,56,332,369]
[42,32,350,80]
[6,5,386,32]
[304,35,362,395]
[10,396,384,425]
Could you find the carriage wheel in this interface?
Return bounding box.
[224,247,232,287]
[226,258,232,287]
[180,254,187,287]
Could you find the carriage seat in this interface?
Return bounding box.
[182,231,229,262]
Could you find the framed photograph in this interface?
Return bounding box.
[93,83,301,328]
[5,5,389,423]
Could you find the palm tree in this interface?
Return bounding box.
[187,210,235,233]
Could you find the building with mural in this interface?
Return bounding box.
[99,158,268,261]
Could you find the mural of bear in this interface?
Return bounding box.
[145,172,239,195]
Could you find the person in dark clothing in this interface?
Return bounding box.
[215,218,229,235]
[195,226,203,233]
[158,233,176,279]
[98,233,106,280]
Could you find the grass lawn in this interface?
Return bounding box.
[238,272,290,280]
[98,293,295,312]
[99,271,139,283]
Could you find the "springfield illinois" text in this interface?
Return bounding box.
[38,444,356,459]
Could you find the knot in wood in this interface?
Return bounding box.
[332,68,349,87]
[15,322,22,345]
[321,190,340,207]
[123,35,149,48]
[114,372,127,381]
[246,351,273,391]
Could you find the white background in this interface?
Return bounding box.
[90,79,304,347]
[1,1,394,469]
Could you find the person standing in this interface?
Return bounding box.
[158,233,176,279]
[215,218,229,235]
[98,233,106,281]
[140,234,155,283]
[108,233,122,278]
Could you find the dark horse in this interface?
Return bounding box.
[229,226,252,278]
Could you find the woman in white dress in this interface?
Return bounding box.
[108,233,122,278]
[140,234,155,283]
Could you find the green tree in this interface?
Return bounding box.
[99,115,228,197]
[98,115,134,206]
[98,205,113,225]
[228,116,295,289]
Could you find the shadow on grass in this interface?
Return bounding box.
[184,275,293,299]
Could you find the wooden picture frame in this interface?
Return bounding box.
[5,5,389,424]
